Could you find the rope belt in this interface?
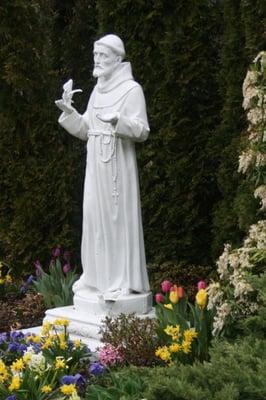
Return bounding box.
[87,129,119,205]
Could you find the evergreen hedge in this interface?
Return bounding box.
[0,1,265,273]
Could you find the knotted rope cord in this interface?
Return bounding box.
[88,127,119,205]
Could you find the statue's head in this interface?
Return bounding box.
[93,34,125,79]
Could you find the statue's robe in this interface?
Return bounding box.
[59,62,150,297]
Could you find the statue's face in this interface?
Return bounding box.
[93,44,121,79]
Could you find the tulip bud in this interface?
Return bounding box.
[196,289,208,309]
[161,280,172,293]
[197,280,207,290]
[177,286,185,298]
[63,264,71,274]
[155,293,164,303]
[169,290,179,304]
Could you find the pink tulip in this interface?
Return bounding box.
[155,293,164,303]
[161,280,172,293]
[197,280,207,290]
[63,263,71,274]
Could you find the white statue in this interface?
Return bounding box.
[56,34,150,302]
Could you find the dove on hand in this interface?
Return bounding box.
[55,79,82,115]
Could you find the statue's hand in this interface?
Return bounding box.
[55,99,75,114]
[96,112,120,126]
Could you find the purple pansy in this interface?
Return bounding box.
[0,332,8,345]
[89,362,105,376]
[5,395,17,400]
[26,275,34,285]
[61,373,85,386]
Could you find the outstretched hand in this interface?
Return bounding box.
[96,112,119,126]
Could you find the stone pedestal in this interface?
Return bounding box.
[45,292,155,350]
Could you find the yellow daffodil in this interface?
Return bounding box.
[0,360,9,383]
[183,329,198,343]
[32,335,41,344]
[55,357,66,369]
[182,340,192,354]
[155,346,172,363]
[0,278,4,285]
[41,321,52,335]
[164,303,173,310]
[196,289,208,309]
[169,343,181,353]
[22,353,32,364]
[11,358,24,373]
[74,339,81,348]
[41,337,53,350]
[8,375,21,391]
[164,324,180,340]
[53,318,69,327]
[59,340,68,350]
[60,384,77,395]
[41,385,53,393]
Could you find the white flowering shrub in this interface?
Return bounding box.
[208,52,266,336]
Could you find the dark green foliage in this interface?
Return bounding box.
[0,1,97,273]
[148,262,216,300]
[239,272,266,339]
[211,0,266,258]
[87,336,266,400]
[0,1,265,273]
[99,313,159,366]
[85,367,147,400]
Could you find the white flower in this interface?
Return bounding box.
[242,70,258,100]
[238,149,255,173]
[254,185,266,210]
[212,302,231,336]
[244,220,266,249]
[207,282,223,310]
[217,244,231,279]
[247,107,264,125]
[28,352,46,372]
[228,251,239,269]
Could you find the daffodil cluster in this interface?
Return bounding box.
[155,325,198,364]
[0,319,94,400]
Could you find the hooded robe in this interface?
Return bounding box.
[59,62,150,297]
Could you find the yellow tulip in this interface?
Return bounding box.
[196,289,208,309]
[169,290,179,304]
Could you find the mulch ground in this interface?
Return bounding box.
[0,292,46,333]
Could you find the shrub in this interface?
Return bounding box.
[99,313,159,367]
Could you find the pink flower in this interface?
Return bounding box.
[161,280,172,293]
[155,293,164,303]
[197,280,207,290]
[98,344,124,367]
[52,247,61,258]
[63,264,71,274]
[34,260,43,276]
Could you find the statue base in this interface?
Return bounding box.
[44,292,155,350]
